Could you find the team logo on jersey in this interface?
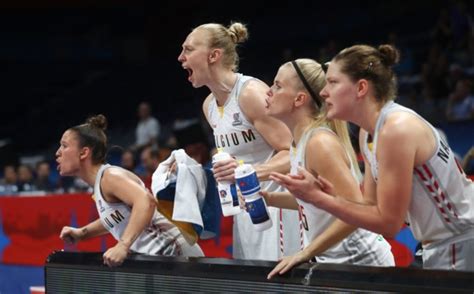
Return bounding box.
[232,112,242,126]
[98,199,105,213]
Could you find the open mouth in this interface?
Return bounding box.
[185,68,193,81]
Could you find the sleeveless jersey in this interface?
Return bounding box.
[361,101,474,242]
[291,127,394,265]
[94,164,202,256]
[207,73,301,260]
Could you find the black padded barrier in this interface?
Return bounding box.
[45,251,474,293]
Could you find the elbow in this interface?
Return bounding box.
[379,222,403,238]
[145,192,157,212]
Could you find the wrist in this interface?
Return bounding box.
[265,192,273,206]
[119,239,132,249]
[80,227,89,240]
[299,248,313,262]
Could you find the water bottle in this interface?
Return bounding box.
[212,150,242,216]
[234,162,272,231]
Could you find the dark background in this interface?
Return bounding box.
[0,0,472,163]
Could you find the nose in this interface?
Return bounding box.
[55,147,61,158]
[266,88,273,98]
[177,51,185,62]
[319,86,329,100]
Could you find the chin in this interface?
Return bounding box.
[192,81,204,89]
[326,108,339,120]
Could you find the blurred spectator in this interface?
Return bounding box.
[0,165,19,195]
[387,32,414,75]
[418,87,442,124]
[431,8,453,48]
[172,118,211,165]
[450,0,472,49]
[462,146,474,175]
[139,146,160,190]
[17,164,36,192]
[421,46,450,102]
[446,79,474,121]
[34,161,57,192]
[130,101,161,154]
[120,149,138,173]
[58,176,92,194]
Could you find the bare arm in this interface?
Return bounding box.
[271,121,416,237]
[101,168,156,248]
[263,191,299,210]
[239,80,292,180]
[268,132,360,279]
[211,80,292,182]
[80,218,109,239]
[299,132,359,256]
[100,168,156,266]
[60,218,108,244]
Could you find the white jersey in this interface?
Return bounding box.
[361,101,474,243]
[94,164,203,257]
[291,127,394,266]
[207,73,301,261]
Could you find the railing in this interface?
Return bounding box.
[45,251,474,293]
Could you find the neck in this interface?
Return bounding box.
[79,163,102,187]
[290,114,314,146]
[208,69,237,106]
[352,97,386,136]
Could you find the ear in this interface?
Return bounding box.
[356,79,369,99]
[294,92,308,107]
[208,48,222,64]
[79,147,91,161]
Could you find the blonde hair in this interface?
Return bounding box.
[290,59,361,179]
[195,22,248,71]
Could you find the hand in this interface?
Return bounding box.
[212,158,238,182]
[267,251,310,279]
[259,190,271,207]
[238,191,246,210]
[59,226,83,244]
[169,161,177,174]
[269,167,334,206]
[103,241,130,267]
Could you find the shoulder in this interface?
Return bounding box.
[100,166,140,192]
[202,93,214,122]
[378,112,423,143]
[238,79,269,122]
[202,93,213,115]
[305,129,350,176]
[101,166,129,186]
[239,79,269,104]
[307,130,346,160]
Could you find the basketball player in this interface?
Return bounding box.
[178,22,301,261]
[264,59,394,279]
[58,115,203,267]
[271,44,474,271]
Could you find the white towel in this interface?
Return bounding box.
[151,149,207,229]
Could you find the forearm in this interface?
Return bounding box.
[266,191,299,210]
[81,219,109,239]
[119,199,155,248]
[302,219,357,258]
[317,192,402,237]
[255,150,290,181]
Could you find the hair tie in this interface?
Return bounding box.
[291,61,322,108]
